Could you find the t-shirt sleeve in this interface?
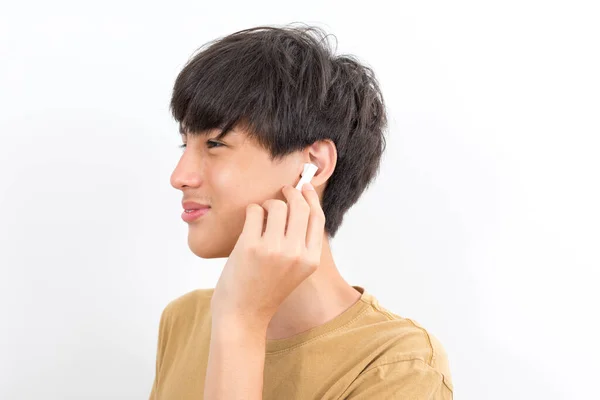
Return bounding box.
[148,304,172,400]
[341,358,453,400]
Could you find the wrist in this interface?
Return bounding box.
[211,313,270,338]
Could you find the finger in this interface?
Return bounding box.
[282,185,310,245]
[261,199,287,243]
[240,204,265,243]
[301,183,325,254]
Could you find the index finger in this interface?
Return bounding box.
[301,183,325,254]
[240,203,265,244]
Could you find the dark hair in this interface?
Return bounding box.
[170,23,387,238]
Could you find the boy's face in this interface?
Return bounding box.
[170,125,306,259]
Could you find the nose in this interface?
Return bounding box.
[170,146,204,190]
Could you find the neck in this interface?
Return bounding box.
[265,235,362,340]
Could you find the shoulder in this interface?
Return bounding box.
[359,293,453,392]
[160,287,214,328]
[398,318,453,393]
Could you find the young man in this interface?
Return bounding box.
[149,25,453,399]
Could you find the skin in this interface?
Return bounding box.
[170,124,362,398]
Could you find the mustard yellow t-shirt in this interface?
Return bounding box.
[149,286,453,399]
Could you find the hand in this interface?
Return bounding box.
[210,183,326,329]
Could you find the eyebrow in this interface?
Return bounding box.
[179,124,234,141]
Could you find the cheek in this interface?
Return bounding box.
[211,166,257,207]
[211,162,294,209]
[211,167,237,189]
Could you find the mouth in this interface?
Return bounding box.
[181,207,210,222]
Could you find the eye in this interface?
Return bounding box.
[178,140,224,151]
[206,140,224,148]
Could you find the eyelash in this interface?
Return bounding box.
[178,140,223,150]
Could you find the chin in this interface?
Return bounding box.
[188,237,222,259]
[187,230,234,259]
[186,211,244,259]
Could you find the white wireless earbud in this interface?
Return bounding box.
[295,163,318,191]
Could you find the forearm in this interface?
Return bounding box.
[204,318,268,400]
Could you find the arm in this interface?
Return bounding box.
[149,305,171,400]
[203,317,269,400]
[204,184,324,399]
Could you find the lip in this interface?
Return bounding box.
[182,201,211,210]
[181,208,210,222]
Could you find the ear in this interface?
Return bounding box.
[304,139,337,189]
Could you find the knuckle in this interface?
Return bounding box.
[272,244,297,262]
[297,201,311,213]
[258,245,282,259]
[305,254,320,268]
[310,210,325,224]
[283,250,303,264]
[306,259,319,271]
[245,242,260,255]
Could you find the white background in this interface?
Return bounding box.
[1,1,598,399]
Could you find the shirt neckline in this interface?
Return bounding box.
[265,285,372,354]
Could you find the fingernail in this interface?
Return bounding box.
[303,183,315,191]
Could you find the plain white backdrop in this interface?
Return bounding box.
[1,1,598,399]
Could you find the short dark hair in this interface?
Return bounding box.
[170,23,387,238]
